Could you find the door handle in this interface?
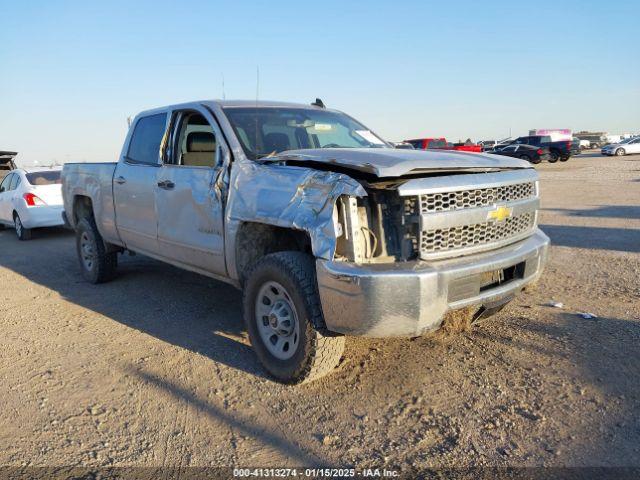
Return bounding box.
[157,180,175,190]
[115,176,126,185]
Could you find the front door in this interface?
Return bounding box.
[113,112,168,254]
[155,108,228,276]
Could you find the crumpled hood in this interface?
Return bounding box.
[264,148,531,177]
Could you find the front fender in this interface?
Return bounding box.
[224,159,366,281]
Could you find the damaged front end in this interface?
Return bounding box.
[224,159,368,281]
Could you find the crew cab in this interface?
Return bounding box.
[510,135,573,162]
[62,100,549,384]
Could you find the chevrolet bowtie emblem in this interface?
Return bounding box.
[487,205,513,222]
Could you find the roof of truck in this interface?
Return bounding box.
[135,100,331,118]
[213,100,325,109]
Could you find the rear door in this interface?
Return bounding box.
[0,173,15,222]
[113,112,168,254]
[154,108,228,276]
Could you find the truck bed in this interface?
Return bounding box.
[61,162,119,244]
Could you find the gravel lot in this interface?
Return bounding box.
[0,153,639,470]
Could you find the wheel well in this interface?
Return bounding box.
[235,222,312,284]
[73,195,94,224]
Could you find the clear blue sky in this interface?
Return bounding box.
[1,0,638,165]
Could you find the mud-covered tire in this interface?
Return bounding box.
[14,213,32,241]
[243,252,345,384]
[75,217,118,284]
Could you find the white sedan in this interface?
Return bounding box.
[601,137,640,156]
[0,167,65,240]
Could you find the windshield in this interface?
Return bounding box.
[26,170,61,185]
[619,137,635,144]
[223,107,389,159]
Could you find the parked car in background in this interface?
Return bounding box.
[407,138,481,152]
[392,141,415,149]
[0,151,17,181]
[601,137,640,156]
[574,132,607,149]
[570,138,581,156]
[405,138,448,150]
[452,141,482,153]
[0,167,64,240]
[491,144,551,164]
[477,140,496,151]
[578,139,591,150]
[62,99,549,384]
[511,135,573,162]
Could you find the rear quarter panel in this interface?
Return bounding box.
[62,162,121,244]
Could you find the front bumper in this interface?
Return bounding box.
[317,229,549,337]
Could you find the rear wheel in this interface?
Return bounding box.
[14,213,32,241]
[75,217,118,283]
[616,148,626,156]
[549,151,559,163]
[559,156,569,162]
[243,252,345,384]
[518,154,534,163]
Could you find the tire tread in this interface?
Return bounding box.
[243,252,344,384]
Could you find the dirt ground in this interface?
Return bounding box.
[0,153,639,470]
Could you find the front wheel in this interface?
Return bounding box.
[559,156,569,162]
[616,148,626,156]
[75,217,118,283]
[243,252,345,384]
[14,213,32,241]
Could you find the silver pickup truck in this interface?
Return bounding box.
[62,100,549,384]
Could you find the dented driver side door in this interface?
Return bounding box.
[154,107,228,276]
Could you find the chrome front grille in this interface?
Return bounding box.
[398,170,541,260]
[420,182,536,213]
[420,212,536,254]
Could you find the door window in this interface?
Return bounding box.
[9,174,20,191]
[169,112,218,167]
[0,173,13,193]
[127,113,168,165]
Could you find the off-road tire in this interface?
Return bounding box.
[14,213,32,241]
[243,252,345,384]
[76,217,118,284]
